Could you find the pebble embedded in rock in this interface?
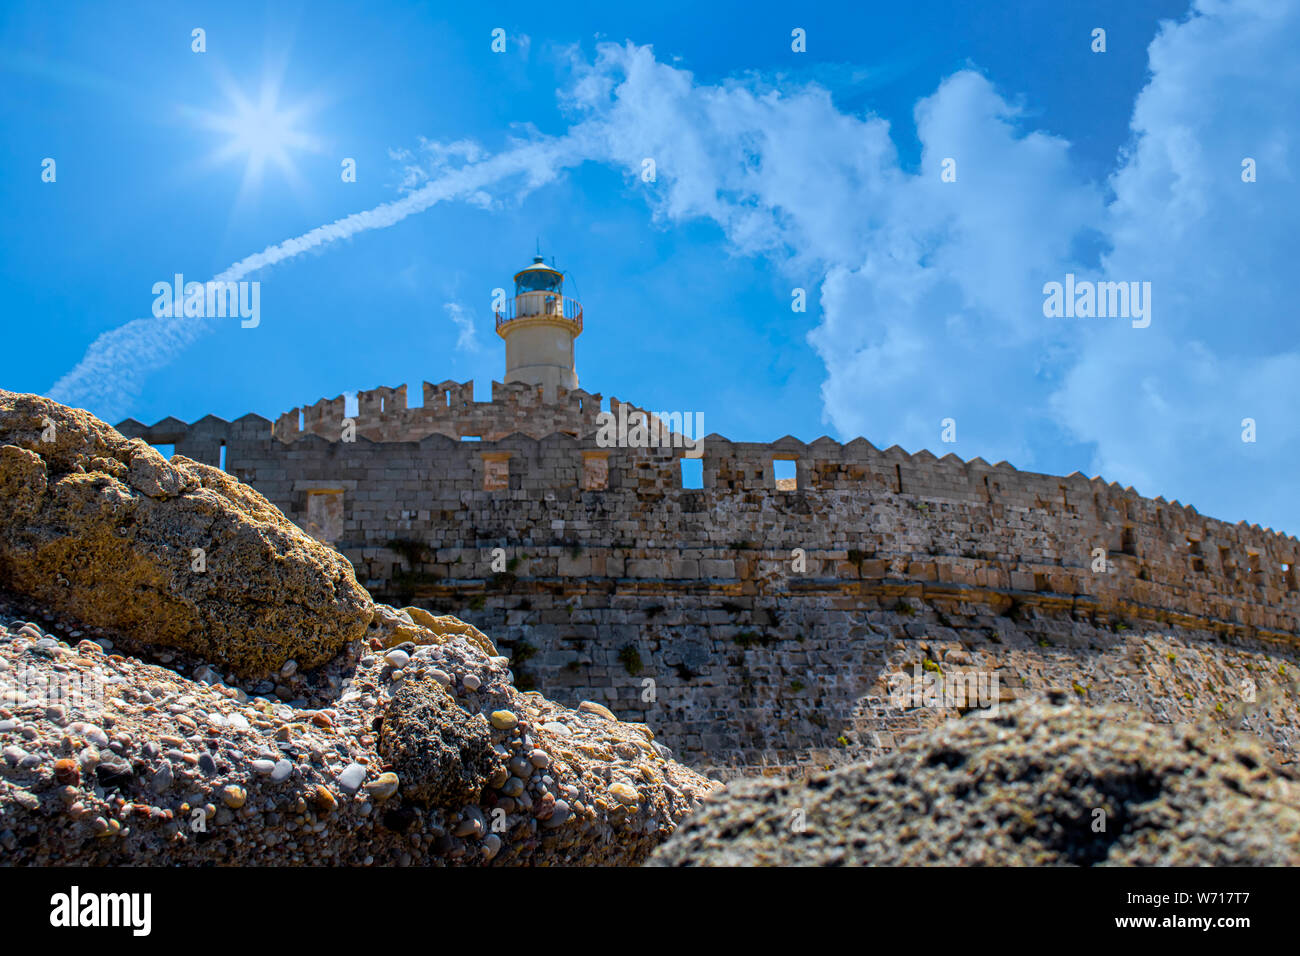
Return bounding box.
[363,772,399,801]
[54,758,79,785]
[609,782,640,806]
[490,710,518,731]
[220,785,247,809]
[462,674,481,691]
[337,763,367,794]
[529,749,550,769]
[540,799,571,828]
[310,785,337,813]
[252,759,276,775]
[384,650,410,669]
[539,722,572,737]
[270,759,293,782]
[579,701,616,721]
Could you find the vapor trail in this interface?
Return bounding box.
[48,133,588,421]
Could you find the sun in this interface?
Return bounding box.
[193,71,323,201]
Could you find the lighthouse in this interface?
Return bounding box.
[495,254,583,396]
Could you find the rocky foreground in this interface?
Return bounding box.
[651,696,1300,866]
[0,390,713,865]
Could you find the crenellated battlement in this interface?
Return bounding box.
[101,254,1300,769]
[114,377,1300,767]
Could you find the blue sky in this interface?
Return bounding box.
[3,0,1298,532]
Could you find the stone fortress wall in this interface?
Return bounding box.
[117,379,1300,770]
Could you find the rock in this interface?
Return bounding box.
[363,772,400,801]
[608,782,640,806]
[579,701,617,721]
[150,761,174,793]
[462,673,481,691]
[528,749,551,769]
[337,763,367,794]
[539,722,572,737]
[651,700,1300,867]
[377,670,497,808]
[220,785,247,809]
[489,710,518,731]
[270,759,293,782]
[482,833,502,861]
[53,758,80,784]
[383,649,410,669]
[402,606,497,658]
[94,756,133,790]
[0,391,373,679]
[508,755,532,778]
[310,785,337,814]
[540,799,571,829]
[251,759,276,776]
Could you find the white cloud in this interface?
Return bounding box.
[444,301,481,353]
[1050,0,1300,527]
[48,10,1300,531]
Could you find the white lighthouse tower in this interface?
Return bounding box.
[495,254,583,397]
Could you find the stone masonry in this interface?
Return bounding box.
[116,378,1300,771]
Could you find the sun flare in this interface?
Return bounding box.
[194,74,322,198]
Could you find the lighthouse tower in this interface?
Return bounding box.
[495,254,583,396]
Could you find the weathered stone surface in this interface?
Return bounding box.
[0,390,371,679]
[650,698,1300,866]
[367,603,497,658]
[0,594,714,866]
[376,671,497,808]
[111,376,1300,770]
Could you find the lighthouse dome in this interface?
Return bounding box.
[514,255,564,294]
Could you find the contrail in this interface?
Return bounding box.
[48,132,590,421]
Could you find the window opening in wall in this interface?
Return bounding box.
[773,458,797,491]
[219,441,227,472]
[304,490,344,545]
[1187,538,1205,572]
[298,410,305,430]
[446,391,452,408]
[582,453,609,491]
[680,457,703,489]
[1284,563,1296,590]
[1121,526,1136,556]
[482,454,510,491]
[1219,546,1234,577]
[344,393,359,418]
